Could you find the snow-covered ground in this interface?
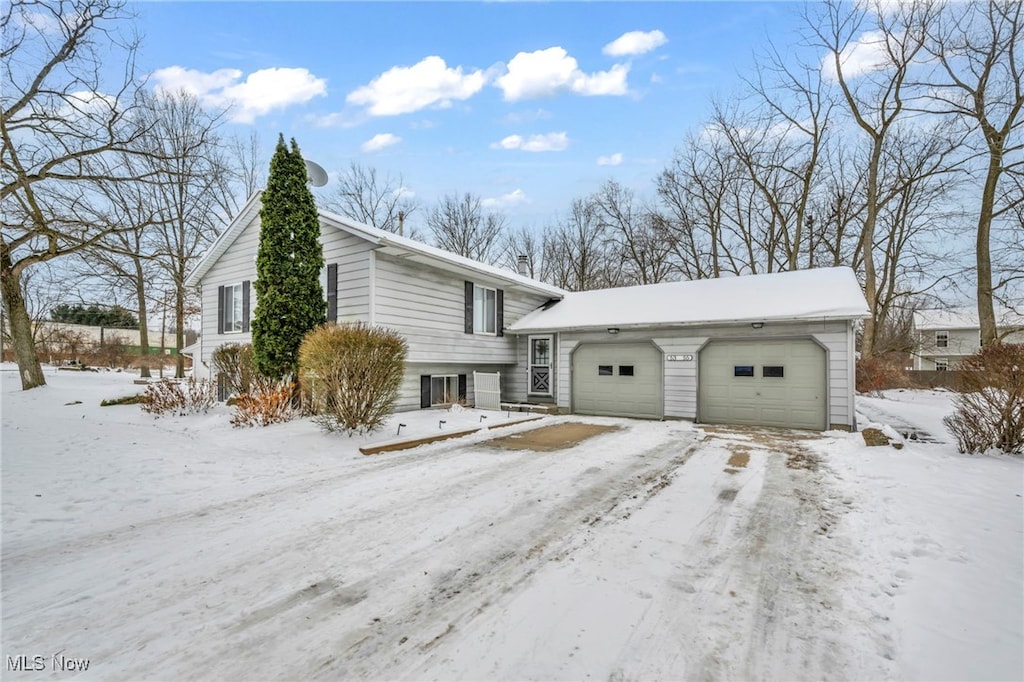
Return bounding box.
[2,367,1021,680]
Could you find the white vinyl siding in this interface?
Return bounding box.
[394,364,514,412]
[373,253,549,365]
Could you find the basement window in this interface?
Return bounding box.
[619,365,634,377]
[733,365,754,377]
[763,366,785,378]
[598,365,613,376]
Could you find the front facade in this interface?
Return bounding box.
[185,194,562,411]
[912,308,1024,371]
[187,196,867,431]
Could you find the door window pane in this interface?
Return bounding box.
[531,338,550,365]
[619,365,634,376]
[734,365,754,377]
[762,366,784,378]
[598,365,613,376]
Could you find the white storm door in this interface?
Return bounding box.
[529,336,552,396]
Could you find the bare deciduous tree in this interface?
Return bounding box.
[541,197,620,291]
[137,89,238,378]
[1,0,151,389]
[806,0,938,359]
[427,193,505,264]
[591,179,677,285]
[321,161,419,236]
[921,0,1023,346]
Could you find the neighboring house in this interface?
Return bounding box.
[912,308,1024,371]
[186,193,869,430]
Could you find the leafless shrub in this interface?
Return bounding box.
[856,354,910,393]
[230,378,298,428]
[943,344,1024,454]
[140,378,215,417]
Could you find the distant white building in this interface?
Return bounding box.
[42,322,170,347]
[912,308,1024,371]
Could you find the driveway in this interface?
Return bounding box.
[2,415,876,681]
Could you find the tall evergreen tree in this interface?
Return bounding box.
[251,135,326,379]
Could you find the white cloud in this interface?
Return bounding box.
[490,132,569,152]
[597,152,623,166]
[347,56,487,116]
[495,47,629,101]
[821,30,893,81]
[151,66,327,123]
[482,189,527,209]
[603,30,668,57]
[360,133,402,152]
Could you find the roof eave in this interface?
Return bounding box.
[509,312,870,335]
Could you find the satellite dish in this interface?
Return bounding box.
[304,159,328,187]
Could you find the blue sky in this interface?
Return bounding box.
[134,2,813,229]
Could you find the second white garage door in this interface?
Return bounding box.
[572,343,663,418]
[699,339,826,430]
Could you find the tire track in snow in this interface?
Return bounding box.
[4,423,699,681]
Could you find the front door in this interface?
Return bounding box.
[529,336,552,395]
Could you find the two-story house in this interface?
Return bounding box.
[185,193,869,431]
[912,307,1024,371]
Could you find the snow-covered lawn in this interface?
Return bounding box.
[2,368,1021,681]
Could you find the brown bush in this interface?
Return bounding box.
[298,323,407,435]
[856,354,910,393]
[230,378,298,428]
[943,343,1024,454]
[140,378,215,417]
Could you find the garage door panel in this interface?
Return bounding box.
[573,343,662,419]
[699,340,825,430]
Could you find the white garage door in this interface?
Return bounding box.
[699,339,826,430]
[572,343,662,419]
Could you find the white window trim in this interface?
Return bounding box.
[935,358,949,371]
[935,330,949,348]
[431,375,458,406]
[224,282,243,334]
[473,284,497,336]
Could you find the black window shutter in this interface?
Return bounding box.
[241,281,250,333]
[464,281,474,334]
[217,286,225,334]
[420,375,432,408]
[496,289,504,337]
[327,263,338,322]
[458,374,467,402]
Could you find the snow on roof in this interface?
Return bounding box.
[316,208,565,297]
[185,192,565,298]
[509,267,869,333]
[913,307,1024,330]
